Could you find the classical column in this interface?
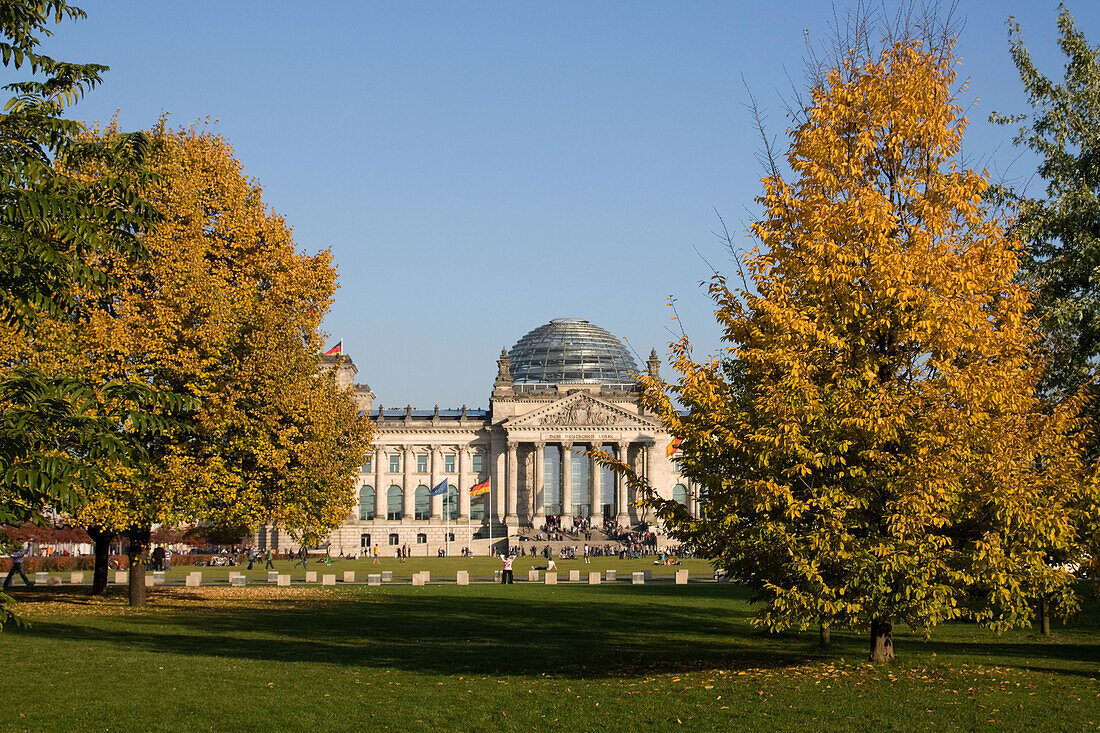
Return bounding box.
[402,446,415,522]
[533,442,545,523]
[616,441,630,525]
[588,447,601,525]
[373,448,382,521]
[642,442,654,521]
[493,436,506,524]
[429,444,442,520]
[457,446,470,520]
[506,441,519,523]
[561,441,573,524]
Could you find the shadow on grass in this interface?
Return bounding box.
[19,584,832,677]
[15,584,1100,678]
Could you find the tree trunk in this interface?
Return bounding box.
[1040,597,1051,636]
[819,621,831,647]
[869,618,894,664]
[87,527,113,595]
[126,526,151,608]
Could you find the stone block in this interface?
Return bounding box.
[456,570,468,586]
[411,573,424,587]
[46,575,61,586]
[277,574,290,587]
[588,572,601,585]
[632,572,645,585]
[114,571,128,584]
[321,574,336,586]
[494,569,502,582]
[569,570,580,582]
[305,571,317,583]
[528,569,539,582]
[267,571,279,583]
[605,570,616,581]
[342,571,355,583]
[153,571,166,584]
[675,569,688,585]
[367,574,381,586]
[69,572,84,584]
[144,574,155,587]
[545,572,557,585]
[382,571,392,582]
[185,573,201,587]
[230,575,246,587]
[34,572,48,584]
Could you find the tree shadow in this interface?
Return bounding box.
[15,584,1100,678]
[20,585,825,677]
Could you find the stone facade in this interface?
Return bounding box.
[257,320,695,556]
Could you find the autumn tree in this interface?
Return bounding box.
[627,38,1097,663]
[991,7,1100,458]
[31,123,372,604]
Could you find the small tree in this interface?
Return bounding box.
[624,37,1097,663]
[991,6,1100,451]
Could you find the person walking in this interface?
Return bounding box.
[501,553,514,584]
[372,545,380,565]
[264,548,274,570]
[295,546,308,570]
[3,544,33,589]
[247,549,257,570]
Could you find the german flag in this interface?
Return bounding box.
[666,437,683,458]
[469,479,490,497]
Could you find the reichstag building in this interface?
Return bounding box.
[258,319,694,556]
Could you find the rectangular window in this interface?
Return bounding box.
[472,453,483,473]
[444,454,455,473]
[417,454,428,473]
[361,457,372,473]
[389,455,400,473]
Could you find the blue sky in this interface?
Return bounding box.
[41,1,1100,408]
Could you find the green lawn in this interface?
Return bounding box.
[2,581,1098,731]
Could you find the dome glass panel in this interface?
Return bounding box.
[508,319,639,384]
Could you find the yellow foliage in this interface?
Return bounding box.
[17,120,372,541]
[633,40,1098,638]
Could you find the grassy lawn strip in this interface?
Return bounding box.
[1,583,1097,731]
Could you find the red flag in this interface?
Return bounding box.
[323,341,342,356]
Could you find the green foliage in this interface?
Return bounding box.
[0,367,193,526]
[991,6,1100,436]
[0,1,156,331]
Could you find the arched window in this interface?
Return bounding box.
[416,533,427,544]
[387,485,403,520]
[359,485,375,521]
[673,484,688,507]
[444,486,459,520]
[414,485,430,520]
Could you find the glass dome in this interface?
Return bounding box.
[508,319,639,385]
